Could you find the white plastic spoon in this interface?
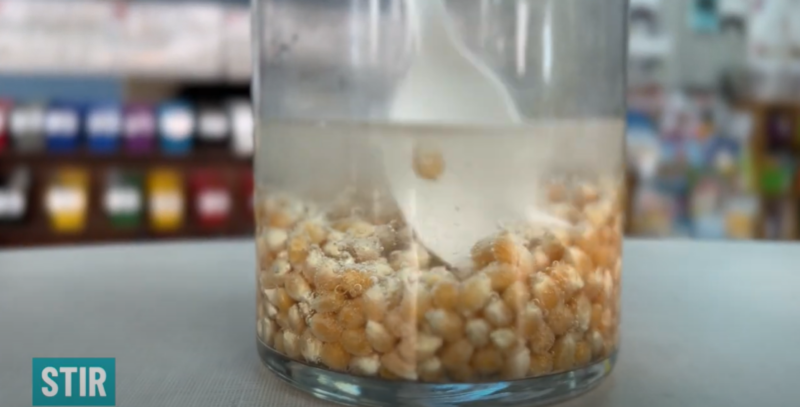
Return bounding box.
[384,0,568,268]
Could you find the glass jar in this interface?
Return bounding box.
[253,1,627,406]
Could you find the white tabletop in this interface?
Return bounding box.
[1,239,799,407]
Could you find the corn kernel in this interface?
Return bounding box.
[263,258,291,289]
[502,347,531,380]
[416,333,444,360]
[300,330,322,363]
[484,298,513,328]
[415,288,433,320]
[287,304,306,334]
[471,237,495,268]
[283,330,302,359]
[287,234,309,265]
[571,294,592,333]
[341,269,374,298]
[502,281,531,312]
[347,220,376,237]
[575,340,592,366]
[265,303,278,319]
[362,286,387,322]
[349,354,380,376]
[381,350,418,381]
[584,200,611,228]
[348,237,382,262]
[590,303,603,330]
[313,266,341,294]
[375,225,398,253]
[425,309,464,343]
[584,268,604,300]
[553,334,577,372]
[532,248,551,272]
[489,328,518,351]
[365,321,396,353]
[341,328,373,356]
[284,273,311,302]
[320,342,350,371]
[338,300,367,329]
[273,329,285,354]
[258,318,275,344]
[412,243,432,269]
[266,288,295,312]
[485,263,518,291]
[471,347,504,375]
[493,232,522,265]
[433,280,459,310]
[531,273,563,311]
[384,303,415,338]
[440,339,475,370]
[529,353,553,376]
[549,263,584,297]
[587,330,605,359]
[413,145,445,181]
[464,319,492,348]
[459,274,492,314]
[268,210,296,229]
[577,184,600,207]
[311,293,346,313]
[529,323,555,354]
[418,357,444,382]
[564,247,594,279]
[546,303,574,336]
[265,228,288,252]
[309,313,342,343]
[517,303,545,338]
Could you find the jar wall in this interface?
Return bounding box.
[253,0,626,389]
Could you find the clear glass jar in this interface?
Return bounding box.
[253,1,626,406]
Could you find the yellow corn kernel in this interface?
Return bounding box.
[485,263,518,291]
[584,200,611,228]
[502,281,531,312]
[266,288,295,312]
[340,269,374,298]
[575,340,592,366]
[484,298,513,328]
[546,303,574,336]
[529,323,555,354]
[549,262,584,297]
[258,317,275,345]
[341,328,373,356]
[320,342,351,371]
[425,309,464,343]
[381,350,418,381]
[265,228,289,252]
[418,357,444,382]
[346,220,376,237]
[309,313,342,343]
[287,304,306,334]
[576,184,600,207]
[552,334,577,372]
[311,293,346,313]
[529,353,554,376]
[587,330,605,359]
[583,268,604,300]
[517,302,545,337]
[459,274,493,314]
[287,234,309,265]
[349,354,381,377]
[489,328,519,352]
[565,247,594,278]
[471,237,495,268]
[284,273,311,302]
[362,285,387,321]
[531,248,551,272]
[571,294,592,333]
[314,266,342,294]
[413,145,445,181]
[365,321,396,353]
[591,245,614,270]
[412,243,432,269]
[531,273,563,311]
[300,330,322,363]
[348,237,382,262]
[301,247,328,282]
[551,228,575,247]
[465,318,491,348]
[261,258,290,289]
[472,347,504,375]
[416,288,433,320]
[283,330,302,359]
[416,333,444,360]
[375,224,398,253]
[502,347,531,380]
[590,303,603,330]
[268,210,295,229]
[395,337,417,363]
[384,303,415,338]
[440,339,475,370]
[433,280,460,310]
[272,328,285,354]
[493,232,522,265]
[338,300,367,329]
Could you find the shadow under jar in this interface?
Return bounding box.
[253,0,627,406]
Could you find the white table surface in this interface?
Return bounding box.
[1,239,799,407]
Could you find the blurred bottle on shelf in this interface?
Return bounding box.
[227,99,253,158]
[196,103,230,148]
[104,169,144,230]
[190,169,232,230]
[44,102,82,153]
[147,168,185,233]
[86,103,123,154]
[0,167,31,224]
[45,167,90,234]
[158,101,195,156]
[0,99,11,153]
[123,105,157,154]
[10,103,46,152]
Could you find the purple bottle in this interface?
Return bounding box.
[123,105,157,154]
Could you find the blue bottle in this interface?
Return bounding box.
[44,102,82,153]
[86,103,123,154]
[158,101,195,156]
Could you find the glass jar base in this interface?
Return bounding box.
[257,338,617,407]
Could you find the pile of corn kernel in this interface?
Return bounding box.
[255,181,622,383]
